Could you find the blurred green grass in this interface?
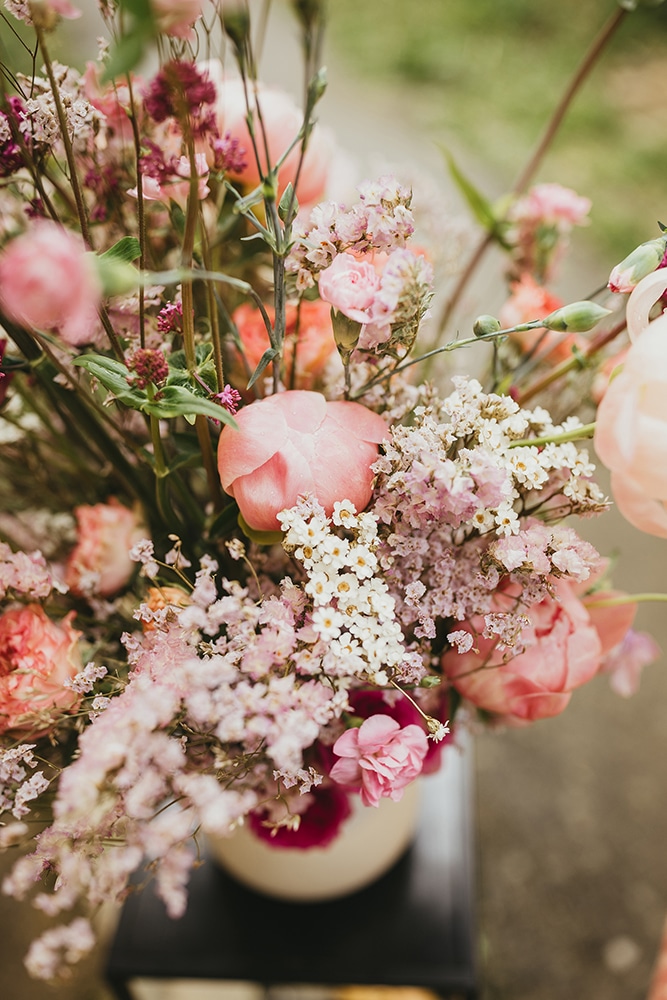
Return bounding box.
[327,0,667,259]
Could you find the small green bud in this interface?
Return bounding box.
[541,301,612,333]
[222,5,252,50]
[473,315,502,338]
[608,233,667,293]
[307,67,328,106]
[331,309,362,358]
[419,675,442,689]
[278,183,298,223]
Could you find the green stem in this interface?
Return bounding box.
[508,422,596,449]
[584,593,667,608]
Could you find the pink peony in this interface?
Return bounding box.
[594,312,667,537]
[441,579,603,722]
[205,67,332,205]
[229,299,337,392]
[0,222,101,346]
[217,390,387,531]
[318,252,382,325]
[0,605,82,736]
[329,714,428,807]
[65,499,146,598]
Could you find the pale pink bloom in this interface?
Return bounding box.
[129,153,210,209]
[329,714,428,807]
[83,62,137,142]
[499,273,580,363]
[625,267,667,342]
[0,605,82,736]
[65,499,146,598]
[441,579,603,722]
[205,66,332,205]
[598,628,660,698]
[318,252,381,324]
[150,0,203,39]
[217,390,387,531]
[594,313,667,537]
[0,222,101,345]
[513,183,591,227]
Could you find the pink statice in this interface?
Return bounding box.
[0,543,60,601]
[143,60,216,132]
[0,745,50,820]
[286,175,415,291]
[329,714,428,807]
[24,918,94,982]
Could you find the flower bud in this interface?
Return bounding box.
[473,315,502,338]
[608,234,667,294]
[331,309,362,359]
[541,301,612,333]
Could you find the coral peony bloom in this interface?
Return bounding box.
[0,222,101,346]
[441,579,603,722]
[499,274,580,363]
[329,714,428,807]
[0,605,81,736]
[217,390,387,531]
[205,66,332,204]
[230,299,337,391]
[594,313,667,537]
[65,499,146,598]
[318,252,381,324]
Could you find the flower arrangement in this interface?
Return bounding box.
[0,0,665,981]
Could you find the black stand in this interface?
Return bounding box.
[106,739,477,1000]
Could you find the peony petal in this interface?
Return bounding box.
[611,471,667,539]
[626,269,667,342]
[585,591,637,656]
[217,398,288,490]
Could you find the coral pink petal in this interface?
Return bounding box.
[217,401,289,490]
[626,269,667,342]
[611,471,667,539]
[326,401,388,444]
[230,448,315,531]
[585,591,637,656]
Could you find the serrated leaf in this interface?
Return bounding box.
[101,237,142,263]
[441,147,498,234]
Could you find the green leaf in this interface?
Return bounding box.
[142,386,238,426]
[247,347,278,390]
[441,147,498,235]
[100,237,142,263]
[102,29,153,82]
[73,355,146,407]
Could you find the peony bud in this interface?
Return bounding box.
[607,234,667,294]
[541,301,611,333]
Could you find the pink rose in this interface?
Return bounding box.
[318,253,381,324]
[65,499,146,598]
[0,222,101,346]
[594,313,667,537]
[514,183,591,227]
[441,579,603,722]
[0,605,81,736]
[217,390,387,532]
[329,715,429,807]
[205,67,332,205]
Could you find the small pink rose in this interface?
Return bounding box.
[65,499,146,598]
[0,605,82,736]
[441,579,603,722]
[217,390,387,532]
[0,222,101,346]
[329,714,428,808]
[318,252,381,324]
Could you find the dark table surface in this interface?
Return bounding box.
[106,737,477,1000]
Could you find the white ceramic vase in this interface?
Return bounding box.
[207,780,421,902]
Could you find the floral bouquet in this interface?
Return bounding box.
[0,0,665,981]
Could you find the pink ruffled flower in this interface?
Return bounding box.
[513,183,591,227]
[594,312,667,537]
[0,605,82,736]
[217,390,387,532]
[329,714,428,807]
[130,153,210,209]
[441,579,603,722]
[318,252,381,324]
[0,222,101,346]
[205,67,332,205]
[65,499,146,598]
